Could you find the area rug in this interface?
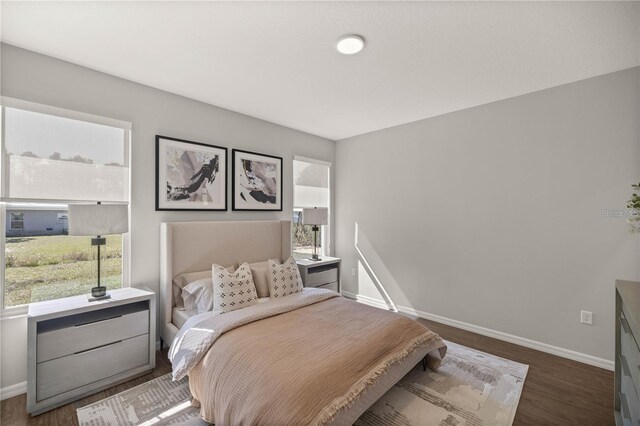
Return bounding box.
[77,341,528,426]
[354,341,528,426]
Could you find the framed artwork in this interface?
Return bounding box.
[232,149,283,211]
[155,135,227,211]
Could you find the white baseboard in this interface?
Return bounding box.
[342,291,392,310]
[0,381,26,400]
[342,291,614,371]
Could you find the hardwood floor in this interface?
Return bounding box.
[1,320,614,425]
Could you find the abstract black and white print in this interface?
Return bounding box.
[156,136,227,210]
[240,159,277,204]
[166,147,219,202]
[233,149,282,211]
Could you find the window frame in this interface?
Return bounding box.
[0,98,132,316]
[292,156,332,257]
[9,211,24,230]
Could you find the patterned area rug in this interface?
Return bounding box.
[354,341,528,426]
[77,341,528,426]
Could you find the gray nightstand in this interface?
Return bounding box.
[27,287,156,415]
[296,256,341,293]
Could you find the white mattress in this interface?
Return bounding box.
[172,297,271,329]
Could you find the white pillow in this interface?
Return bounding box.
[213,263,259,313]
[182,278,214,315]
[267,256,304,299]
[176,265,236,312]
[173,264,237,288]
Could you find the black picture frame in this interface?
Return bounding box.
[232,149,283,211]
[155,135,228,211]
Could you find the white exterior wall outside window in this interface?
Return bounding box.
[0,98,131,311]
[292,157,330,259]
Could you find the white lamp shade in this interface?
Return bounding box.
[302,207,328,226]
[69,204,129,236]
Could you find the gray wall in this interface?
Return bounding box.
[0,44,335,389]
[335,67,640,362]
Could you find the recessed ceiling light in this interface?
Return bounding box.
[336,34,365,55]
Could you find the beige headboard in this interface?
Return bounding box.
[159,220,292,345]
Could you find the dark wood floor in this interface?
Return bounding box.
[1,319,614,425]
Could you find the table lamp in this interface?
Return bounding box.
[302,207,328,261]
[69,202,128,300]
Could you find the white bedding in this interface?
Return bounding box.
[172,297,271,330]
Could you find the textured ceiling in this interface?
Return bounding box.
[2,1,639,140]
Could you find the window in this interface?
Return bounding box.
[1,100,131,308]
[9,212,24,230]
[292,157,330,260]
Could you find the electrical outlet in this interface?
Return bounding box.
[351,268,356,277]
[580,310,593,325]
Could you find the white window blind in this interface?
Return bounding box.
[293,159,329,208]
[2,106,130,203]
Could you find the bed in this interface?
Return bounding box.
[160,220,447,425]
[160,220,293,346]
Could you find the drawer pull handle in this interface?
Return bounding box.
[75,315,122,328]
[621,354,632,376]
[621,317,631,334]
[74,340,122,355]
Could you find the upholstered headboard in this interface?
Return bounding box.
[159,220,292,345]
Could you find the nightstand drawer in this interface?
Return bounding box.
[305,266,338,287]
[621,311,640,397]
[37,308,149,363]
[621,361,640,425]
[36,334,149,401]
[620,391,634,426]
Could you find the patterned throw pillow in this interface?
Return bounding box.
[267,256,304,299]
[212,263,259,313]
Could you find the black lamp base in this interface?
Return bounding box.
[91,286,107,297]
[308,225,322,261]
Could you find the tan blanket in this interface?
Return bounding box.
[170,288,341,380]
[186,293,447,425]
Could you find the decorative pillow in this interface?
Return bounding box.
[213,263,259,313]
[179,265,236,314]
[248,260,271,298]
[267,256,304,299]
